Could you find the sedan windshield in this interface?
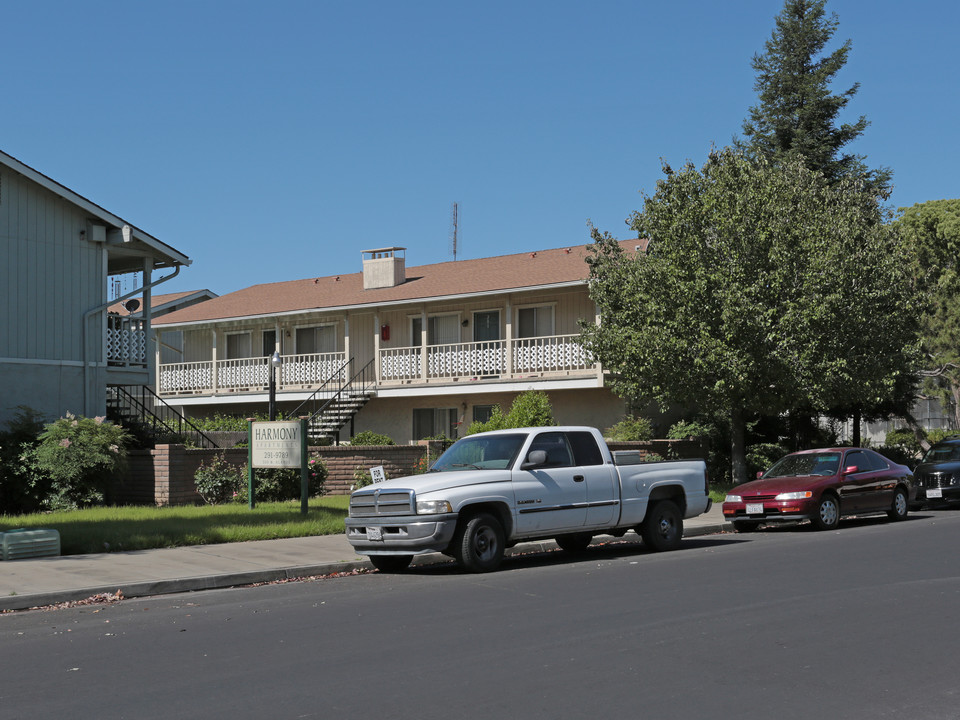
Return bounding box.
[764,452,841,478]
[429,433,527,472]
[922,444,960,463]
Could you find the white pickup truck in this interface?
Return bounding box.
[345,426,711,573]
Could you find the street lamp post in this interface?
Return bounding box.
[268,350,282,420]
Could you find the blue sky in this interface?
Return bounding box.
[3,0,957,297]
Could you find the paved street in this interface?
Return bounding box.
[3,509,959,720]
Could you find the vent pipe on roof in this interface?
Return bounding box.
[361,247,406,290]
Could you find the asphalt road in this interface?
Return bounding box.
[3,509,959,720]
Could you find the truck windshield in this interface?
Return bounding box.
[922,444,960,463]
[430,434,527,472]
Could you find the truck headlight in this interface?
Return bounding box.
[724,494,742,503]
[416,500,453,515]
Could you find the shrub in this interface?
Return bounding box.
[194,453,245,505]
[927,429,960,445]
[240,452,328,503]
[644,452,665,462]
[466,390,556,435]
[874,444,916,469]
[350,430,395,446]
[0,406,48,514]
[352,465,373,490]
[746,443,788,478]
[885,427,922,456]
[25,413,130,510]
[605,416,653,441]
[667,420,713,440]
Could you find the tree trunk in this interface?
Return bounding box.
[851,408,862,447]
[951,382,960,430]
[730,408,747,485]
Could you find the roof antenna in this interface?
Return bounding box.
[450,202,459,261]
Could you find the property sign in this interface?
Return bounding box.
[370,465,386,483]
[250,421,302,468]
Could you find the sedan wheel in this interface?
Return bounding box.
[811,495,840,531]
[887,487,909,521]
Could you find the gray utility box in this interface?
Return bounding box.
[1,528,61,560]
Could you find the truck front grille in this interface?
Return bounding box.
[349,488,415,517]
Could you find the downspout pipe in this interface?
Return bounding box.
[82,265,181,417]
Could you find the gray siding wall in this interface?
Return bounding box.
[1,168,108,425]
[1,168,105,363]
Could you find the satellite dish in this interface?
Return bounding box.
[124,298,141,313]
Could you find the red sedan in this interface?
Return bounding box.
[722,448,915,532]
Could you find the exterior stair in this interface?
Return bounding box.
[292,358,377,443]
[107,385,219,448]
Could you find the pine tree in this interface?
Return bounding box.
[740,0,891,197]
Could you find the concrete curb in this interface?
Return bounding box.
[0,522,731,612]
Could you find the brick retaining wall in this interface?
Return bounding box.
[118,438,707,507]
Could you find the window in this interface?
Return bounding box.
[472,405,496,424]
[528,431,573,468]
[296,325,337,354]
[845,450,869,473]
[567,431,604,466]
[412,314,460,345]
[226,332,252,359]
[413,408,459,440]
[473,310,500,342]
[517,306,554,338]
[262,330,276,357]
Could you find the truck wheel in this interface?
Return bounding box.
[555,533,593,553]
[640,500,683,552]
[454,512,505,573]
[369,555,413,572]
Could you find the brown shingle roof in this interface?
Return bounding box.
[155,240,642,326]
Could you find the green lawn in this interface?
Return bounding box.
[0,496,350,555]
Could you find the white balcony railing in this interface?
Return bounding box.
[107,315,147,366]
[379,334,591,385]
[158,352,346,396]
[156,336,594,397]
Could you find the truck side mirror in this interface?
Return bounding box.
[521,450,547,470]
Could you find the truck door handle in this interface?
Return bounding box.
[574,475,584,482]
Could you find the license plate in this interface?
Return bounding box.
[746,503,765,515]
[927,488,943,499]
[367,526,383,541]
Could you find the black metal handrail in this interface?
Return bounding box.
[108,385,219,449]
[289,357,354,419]
[305,358,376,437]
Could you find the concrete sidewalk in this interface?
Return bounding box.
[0,506,732,612]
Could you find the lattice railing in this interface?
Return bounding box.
[380,346,421,381]
[157,352,347,396]
[428,340,505,378]
[513,334,589,373]
[107,315,146,365]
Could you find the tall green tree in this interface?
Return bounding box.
[583,150,919,484]
[740,0,891,197]
[894,199,960,427]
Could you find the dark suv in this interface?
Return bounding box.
[914,438,960,507]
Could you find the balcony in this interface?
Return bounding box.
[107,314,147,366]
[156,335,595,398]
[158,352,348,396]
